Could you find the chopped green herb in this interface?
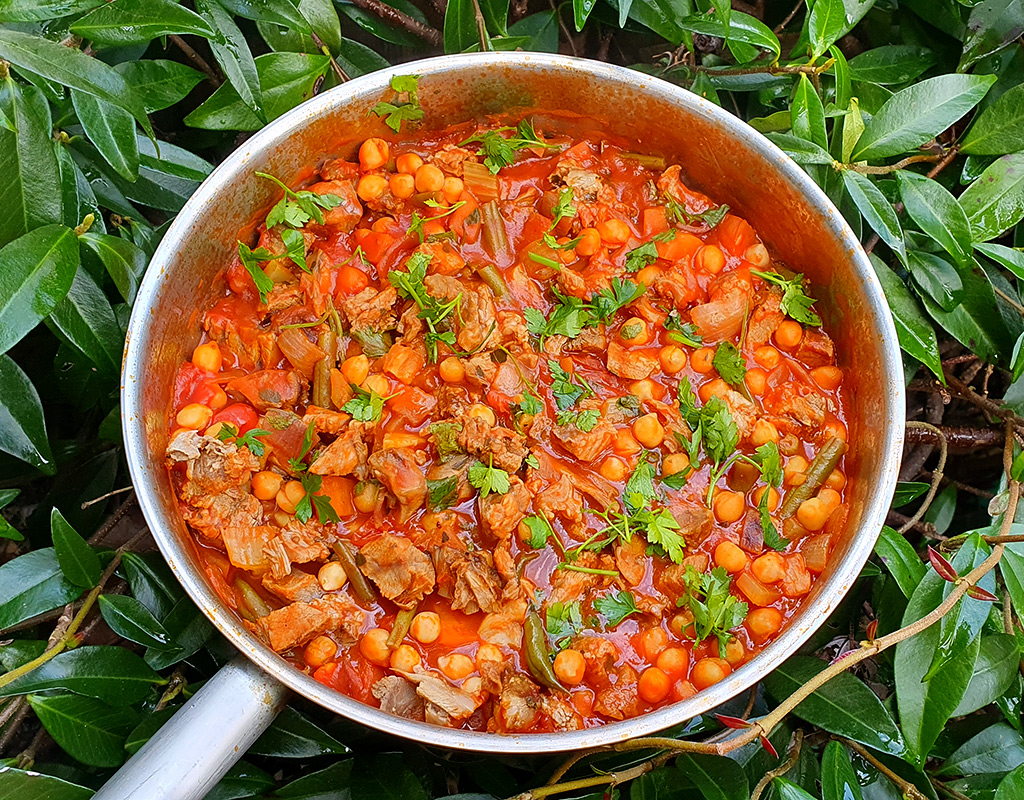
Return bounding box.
[427,476,459,511]
[546,600,582,649]
[679,565,748,657]
[257,172,343,230]
[760,489,789,551]
[595,590,641,627]
[512,390,544,418]
[524,295,589,343]
[407,200,466,242]
[236,242,279,303]
[216,425,271,457]
[341,386,388,423]
[468,457,511,499]
[701,397,739,471]
[556,408,601,432]
[713,341,747,387]
[661,470,689,490]
[370,74,424,133]
[286,420,317,473]
[665,196,730,229]
[665,310,703,348]
[589,278,646,325]
[279,228,308,273]
[624,455,658,511]
[623,231,674,273]
[295,473,341,525]
[549,187,577,230]
[525,453,540,469]
[523,513,556,548]
[430,421,463,458]
[388,252,462,362]
[459,119,560,173]
[750,269,822,326]
[548,360,594,410]
[639,508,684,563]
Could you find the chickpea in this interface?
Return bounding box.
[655,647,689,677]
[750,419,779,447]
[629,379,657,403]
[796,497,829,531]
[390,644,421,673]
[614,428,643,456]
[318,561,348,591]
[439,653,475,680]
[176,403,212,430]
[752,552,786,584]
[357,174,388,202]
[811,365,843,391]
[276,480,306,515]
[304,635,337,669]
[359,138,389,171]
[691,657,731,690]
[633,413,665,448]
[663,452,690,476]
[596,218,630,245]
[414,163,445,193]
[714,540,748,574]
[192,341,222,373]
[748,607,783,638]
[698,378,729,403]
[824,418,848,442]
[575,227,601,256]
[619,317,649,346]
[638,667,672,703]
[784,456,809,486]
[714,491,745,524]
[341,354,370,386]
[723,637,746,666]
[639,626,669,661]
[204,421,228,439]
[353,481,380,514]
[439,357,465,383]
[695,245,725,274]
[396,152,423,175]
[467,403,496,427]
[754,345,780,369]
[273,511,292,527]
[690,346,716,374]
[658,345,687,374]
[363,373,390,397]
[599,455,629,482]
[744,243,771,267]
[670,609,694,638]
[360,628,390,666]
[774,319,803,350]
[410,611,441,644]
[818,487,842,511]
[389,173,415,200]
[752,485,780,512]
[476,643,503,668]
[636,265,661,286]
[208,386,228,410]
[442,177,464,205]
[745,367,768,396]
[553,649,586,686]
[825,469,847,490]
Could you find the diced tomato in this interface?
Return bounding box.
[359,231,396,265]
[656,231,703,263]
[335,264,370,297]
[173,363,206,412]
[319,475,355,518]
[642,206,670,236]
[317,654,384,703]
[211,403,259,434]
[485,389,514,415]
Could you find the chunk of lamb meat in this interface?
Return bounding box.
[551,403,614,462]
[226,369,304,412]
[793,328,835,368]
[479,599,526,648]
[544,327,607,358]
[359,534,435,608]
[342,285,398,332]
[305,180,363,231]
[552,162,631,230]
[203,298,262,368]
[424,274,496,351]
[493,668,543,732]
[541,696,584,731]
[430,144,480,176]
[457,416,528,472]
[397,669,481,725]
[247,594,364,652]
[530,473,582,525]
[659,554,710,598]
[433,545,504,615]
[547,552,615,607]
[656,164,716,216]
[461,352,498,389]
[262,571,323,603]
[302,406,349,436]
[615,535,648,586]
[498,311,530,353]
[667,503,714,546]
[372,676,425,720]
[765,385,827,430]
[478,476,532,539]
[425,454,475,507]
[607,341,657,380]
[747,290,785,349]
[167,430,260,501]
[367,448,427,522]
[574,635,619,688]
[309,427,368,477]
[690,271,752,342]
[594,664,641,720]
[721,389,757,438]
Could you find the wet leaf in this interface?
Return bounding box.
[875,525,925,598]
[869,254,943,380]
[28,693,138,767]
[938,723,1024,777]
[959,0,1024,71]
[50,507,100,589]
[792,74,827,150]
[71,90,139,182]
[996,764,1024,800]
[249,706,350,757]
[957,153,1024,242]
[673,753,749,800]
[847,45,938,85]
[675,11,781,59]
[907,250,964,311]
[962,83,1024,156]
[350,752,428,800]
[71,0,215,46]
[79,231,146,305]
[0,0,102,21]
[772,778,817,800]
[0,547,83,629]
[1000,544,1024,623]
[0,766,93,799]
[48,267,123,375]
[897,171,974,267]
[444,0,478,53]
[197,0,265,122]
[98,594,174,650]
[766,133,835,165]
[113,59,205,114]
[0,353,57,474]
[821,741,862,800]
[844,170,906,263]
[954,633,1022,716]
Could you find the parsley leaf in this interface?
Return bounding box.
[760,488,789,551]
[589,278,646,325]
[712,342,747,387]
[701,396,739,471]
[388,252,462,362]
[295,473,341,525]
[460,119,560,173]
[429,421,463,457]
[370,74,423,133]
[751,269,822,326]
[639,508,684,564]
[427,476,458,511]
[407,200,466,242]
[523,513,556,548]
[661,471,689,490]
[218,426,271,457]
[280,228,309,273]
[548,360,594,410]
[623,231,674,273]
[511,390,544,419]
[525,295,589,344]
[526,453,540,469]
[556,408,600,432]
[595,590,641,627]
[257,172,342,229]
[546,601,582,649]
[753,441,783,487]
[664,310,703,348]
[550,187,577,229]
[342,386,387,423]
[286,420,317,473]
[680,566,748,657]
[665,196,730,228]
[624,456,658,512]
[468,458,511,499]
[236,242,279,303]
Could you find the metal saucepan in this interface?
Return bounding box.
[108,52,904,800]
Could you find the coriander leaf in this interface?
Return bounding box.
[280,228,308,273]
[589,278,646,325]
[235,428,271,457]
[753,441,782,487]
[661,471,689,490]
[665,310,703,347]
[236,241,277,303]
[642,508,685,564]
[666,196,730,228]
[310,492,340,524]
[546,600,582,648]
[295,473,338,524]
[751,269,822,326]
[370,74,423,133]
[468,459,511,499]
[595,590,641,627]
[624,241,659,273]
[681,566,748,657]
[550,187,577,229]
[624,456,658,511]
[512,390,544,418]
[527,295,589,343]
[701,397,739,470]
[556,408,600,432]
[760,489,789,551]
[523,514,555,548]
[525,453,540,469]
[429,421,463,457]
[548,360,593,410]
[342,386,387,423]
[678,376,699,425]
[712,341,746,387]
[468,130,517,173]
[427,476,458,511]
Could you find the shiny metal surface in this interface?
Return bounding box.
[122,52,905,754]
[92,658,289,800]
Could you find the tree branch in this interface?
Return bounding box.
[344,0,443,45]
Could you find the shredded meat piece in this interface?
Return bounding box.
[478,476,531,539]
[556,266,588,299]
[548,552,614,607]
[566,327,608,353]
[435,385,471,418]
[765,386,827,430]
[342,285,398,332]
[223,525,276,572]
[794,328,835,368]
[431,144,480,176]
[495,671,543,732]
[367,448,427,522]
[277,520,331,564]
[398,669,480,722]
[372,676,425,720]
[262,571,323,603]
[397,302,424,345]
[747,290,784,349]
[203,299,262,368]
[306,179,363,230]
[594,664,640,720]
[497,311,530,352]
[721,389,757,438]
[479,599,526,648]
[309,427,368,477]
[302,406,349,436]
[265,284,303,314]
[424,275,496,351]
[461,352,498,389]
[651,267,701,309]
[226,369,304,412]
[167,430,260,501]
[531,473,582,525]
[615,535,648,586]
[574,636,618,688]
[541,696,584,731]
[359,534,435,608]
[247,594,364,652]
[659,554,708,597]
[667,503,714,546]
[551,404,614,462]
[457,416,528,472]
[656,164,715,216]
[606,341,657,380]
[433,545,504,615]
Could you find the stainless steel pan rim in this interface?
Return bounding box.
[122,51,905,754]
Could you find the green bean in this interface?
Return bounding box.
[235,577,273,620]
[387,605,418,649]
[476,264,508,299]
[481,200,510,260]
[313,328,335,408]
[524,608,566,692]
[780,436,847,518]
[332,541,376,604]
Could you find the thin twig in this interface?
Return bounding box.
[931,777,973,800]
[773,0,803,33]
[169,35,220,85]
[81,485,134,509]
[344,0,442,45]
[469,0,489,51]
[0,699,29,753]
[309,31,350,83]
[898,422,947,534]
[750,731,803,800]
[88,494,138,546]
[843,739,928,800]
[839,153,943,175]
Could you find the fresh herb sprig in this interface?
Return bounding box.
[468,456,511,499]
[751,269,822,326]
[257,172,344,229]
[295,473,341,525]
[387,252,462,362]
[370,74,424,133]
[459,119,561,173]
[679,565,748,658]
[595,590,641,627]
[215,425,271,457]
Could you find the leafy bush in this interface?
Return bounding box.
[1,1,1023,798]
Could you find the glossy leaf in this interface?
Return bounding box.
[479,0,508,35]
[143,593,212,669]
[0,639,45,671]
[875,525,925,598]
[959,0,1024,71]
[335,38,391,78]
[444,0,478,53]
[218,0,311,31]
[56,141,102,235]
[50,507,100,589]
[197,0,265,123]
[1000,544,1024,625]
[98,594,174,650]
[0,767,93,799]
[869,254,943,380]
[184,53,330,131]
[249,706,349,757]
[954,633,1022,716]
[772,779,818,800]
[573,0,597,32]
[274,761,353,798]
[763,655,906,756]
[821,741,862,800]
[335,0,427,47]
[48,266,123,375]
[847,45,938,85]
[0,224,78,355]
[843,170,906,263]
[0,645,163,705]
[673,753,749,800]
[121,551,182,619]
[622,0,688,45]
[808,0,860,60]
[938,723,1024,777]
[71,0,215,46]
[0,489,22,541]
[675,12,780,59]
[71,89,139,181]
[766,132,835,165]
[508,11,559,52]
[962,83,1024,156]
[207,760,276,800]
[0,79,62,247]
[957,153,1024,242]
[907,251,963,311]
[28,693,138,767]
[997,764,1024,800]
[0,0,102,21]
[258,0,344,54]
[852,74,996,161]
[0,547,83,629]
[0,353,56,474]
[978,241,1024,282]
[79,231,146,305]
[792,74,827,150]
[350,752,428,800]
[897,171,974,267]
[114,59,205,114]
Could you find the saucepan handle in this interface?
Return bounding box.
[93,656,289,800]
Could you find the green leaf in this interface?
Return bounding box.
[219,0,311,31]
[978,242,1024,282]
[71,90,139,182]
[0,80,62,247]
[763,655,906,756]
[959,0,1024,72]
[957,154,1024,242]
[479,0,509,35]
[897,171,973,267]
[48,261,124,375]
[808,0,852,60]
[906,250,963,311]
[875,525,925,598]
[71,0,215,46]
[962,83,1024,156]
[620,0,688,45]
[852,74,996,161]
[444,0,479,53]
[672,753,749,800]
[275,760,353,799]
[56,143,101,233]
[50,507,100,589]
[766,132,835,165]
[184,53,330,131]
[676,11,780,59]
[334,37,391,77]
[0,548,83,629]
[143,594,211,670]
[197,0,265,123]
[997,764,1024,800]
[572,0,597,31]
[121,551,183,619]
[508,11,559,52]
[954,633,1021,716]
[350,752,428,800]
[792,74,827,150]
[847,45,938,85]
[0,489,22,541]
[98,594,174,650]
[80,231,146,305]
[0,767,93,799]
[821,741,863,800]
[1001,544,1024,627]
[258,0,344,54]
[249,706,350,757]
[772,779,817,800]
[0,353,56,474]
[28,693,138,768]
[114,59,204,114]
[0,645,164,705]
[336,0,426,46]
[0,224,79,355]
[0,0,103,21]
[843,170,906,263]
[938,723,1024,777]
[207,761,276,800]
